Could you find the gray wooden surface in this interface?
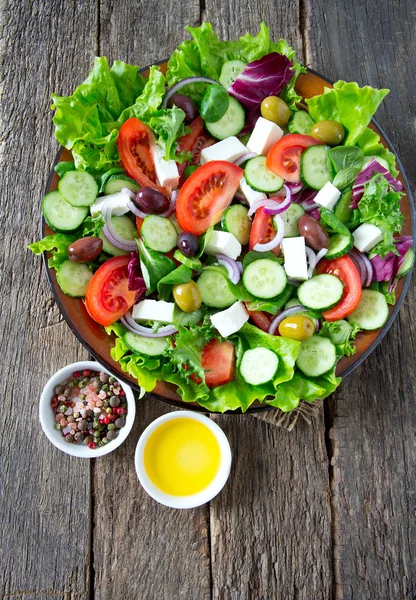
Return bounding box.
[0,1,414,599]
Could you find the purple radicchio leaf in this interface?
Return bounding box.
[350,159,403,208]
[127,251,147,301]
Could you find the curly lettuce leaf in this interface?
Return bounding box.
[28,233,76,270]
[306,81,389,146]
[355,127,398,177]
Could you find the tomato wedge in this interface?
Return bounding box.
[266,134,323,182]
[135,216,144,235]
[316,255,362,321]
[249,208,281,256]
[176,160,243,235]
[246,307,272,333]
[117,118,165,192]
[85,255,136,327]
[201,338,235,388]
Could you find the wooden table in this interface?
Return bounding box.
[1,1,415,598]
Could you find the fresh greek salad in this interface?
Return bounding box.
[30,23,414,413]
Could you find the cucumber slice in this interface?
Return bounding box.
[240,347,279,385]
[141,215,178,253]
[244,156,284,193]
[397,247,414,277]
[58,171,98,207]
[196,268,236,308]
[99,215,138,256]
[288,110,315,135]
[122,331,168,356]
[281,203,305,238]
[362,155,390,171]
[219,60,246,89]
[300,145,332,190]
[173,249,202,271]
[42,191,88,232]
[298,274,344,310]
[56,260,93,297]
[296,335,337,377]
[325,233,353,259]
[285,297,302,309]
[222,204,251,245]
[104,175,139,195]
[205,96,245,140]
[347,289,389,330]
[334,189,353,224]
[243,259,287,299]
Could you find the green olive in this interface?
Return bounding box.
[260,96,291,127]
[173,280,202,313]
[311,120,345,146]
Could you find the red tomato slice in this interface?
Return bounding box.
[176,161,243,235]
[117,118,165,192]
[201,338,235,388]
[178,116,204,154]
[191,133,215,165]
[135,216,144,235]
[266,134,323,182]
[316,255,362,321]
[85,256,136,327]
[245,307,272,333]
[249,208,281,256]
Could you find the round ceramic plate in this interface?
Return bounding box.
[41,65,415,413]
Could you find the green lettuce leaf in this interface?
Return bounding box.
[306,81,389,146]
[28,233,76,269]
[137,238,176,294]
[355,127,399,177]
[157,265,192,301]
[319,320,361,357]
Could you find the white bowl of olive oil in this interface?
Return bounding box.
[134,411,232,508]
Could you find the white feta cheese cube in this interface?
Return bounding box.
[246,117,284,156]
[238,177,267,207]
[204,231,242,260]
[132,299,175,323]
[200,136,247,164]
[281,237,308,281]
[90,191,131,218]
[210,301,249,338]
[314,181,341,211]
[153,146,180,189]
[352,223,383,253]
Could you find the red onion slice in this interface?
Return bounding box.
[121,187,137,201]
[163,76,219,109]
[236,261,244,274]
[264,185,293,215]
[348,250,366,286]
[235,190,247,203]
[121,312,177,338]
[253,214,284,252]
[248,198,281,218]
[315,319,321,333]
[217,254,241,284]
[127,200,148,219]
[350,249,373,287]
[316,248,328,264]
[305,246,317,278]
[234,152,257,167]
[102,202,138,251]
[268,305,307,335]
[301,200,320,211]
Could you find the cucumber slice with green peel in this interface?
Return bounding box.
[281,203,305,238]
[240,347,279,385]
[243,259,287,299]
[219,60,246,89]
[196,268,236,308]
[141,215,178,253]
[347,289,389,330]
[298,274,344,310]
[362,155,390,171]
[58,170,98,207]
[222,204,251,245]
[300,145,332,190]
[42,191,89,232]
[104,175,139,195]
[285,297,302,309]
[397,247,414,277]
[205,96,245,140]
[296,335,337,377]
[325,233,354,259]
[56,260,93,297]
[122,331,168,356]
[173,249,202,271]
[99,215,138,256]
[334,189,353,224]
[244,156,284,193]
[288,110,315,135]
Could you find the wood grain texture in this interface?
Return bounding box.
[0,1,96,598]
[305,1,416,597]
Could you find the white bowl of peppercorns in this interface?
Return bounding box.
[39,361,136,457]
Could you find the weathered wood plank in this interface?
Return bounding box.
[305,1,416,597]
[92,5,212,599]
[0,1,97,598]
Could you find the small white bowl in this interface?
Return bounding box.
[39,360,135,458]
[135,411,232,509]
